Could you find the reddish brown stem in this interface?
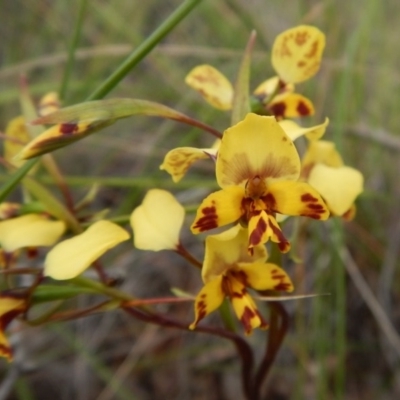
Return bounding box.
[123,305,255,399]
[175,243,202,269]
[253,302,289,398]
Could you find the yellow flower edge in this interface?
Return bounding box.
[44,220,129,280]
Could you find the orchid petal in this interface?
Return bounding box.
[229,278,267,334]
[216,113,300,188]
[131,189,185,251]
[189,275,224,329]
[45,220,129,280]
[202,225,267,283]
[267,180,330,220]
[160,146,218,183]
[191,187,244,234]
[279,118,329,142]
[0,214,66,253]
[235,262,294,292]
[185,65,234,110]
[308,164,364,216]
[272,25,325,84]
[268,92,315,119]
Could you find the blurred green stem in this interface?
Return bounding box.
[86,0,205,101]
[59,0,88,100]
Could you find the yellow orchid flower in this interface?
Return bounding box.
[0,293,27,361]
[160,118,327,183]
[302,140,364,219]
[45,220,129,280]
[0,214,66,253]
[185,26,325,119]
[190,225,293,334]
[159,139,219,183]
[191,113,329,252]
[130,189,185,251]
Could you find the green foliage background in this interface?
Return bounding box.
[1,0,399,399]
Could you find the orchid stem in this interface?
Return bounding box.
[175,243,202,269]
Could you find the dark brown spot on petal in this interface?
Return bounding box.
[297,60,306,68]
[269,102,286,118]
[297,101,311,116]
[60,123,79,135]
[192,203,218,232]
[241,306,256,334]
[26,247,38,259]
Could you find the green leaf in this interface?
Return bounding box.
[31,284,97,303]
[23,177,82,233]
[231,30,256,125]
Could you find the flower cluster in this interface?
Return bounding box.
[0,25,364,364]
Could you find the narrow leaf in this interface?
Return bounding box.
[231,30,256,125]
[23,177,82,233]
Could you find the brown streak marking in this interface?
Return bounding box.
[193,204,218,231]
[241,306,257,334]
[301,193,318,202]
[304,40,319,59]
[249,216,267,247]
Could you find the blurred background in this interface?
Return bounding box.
[1,0,400,399]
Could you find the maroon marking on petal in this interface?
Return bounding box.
[297,101,311,116]
[60,123,79,135]
[271,271,291,291]
[262,193,276,210]
[192,203,218,232]
[26,247,38,259]
[297,60,306,68]
[269,102,286,118]
[307,203,325,211]
[301,193,318,203]
[0,344,12,359]
[302,213,322,220]
[249,216,267,247]
[196,300,207,322]
[241,306,256,334]
[230,270,249,287]
[269,223,290,252]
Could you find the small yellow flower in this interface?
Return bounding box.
[159,140,219,183]
[302,141,364,219]
[0,293,27,361]
[191,113,329,252]
[185,26,325,119]
[190,225,293,334]
[44,220,129,280]
[160,119,327,183]
[130,189,185,251]
[0,214,66,253]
